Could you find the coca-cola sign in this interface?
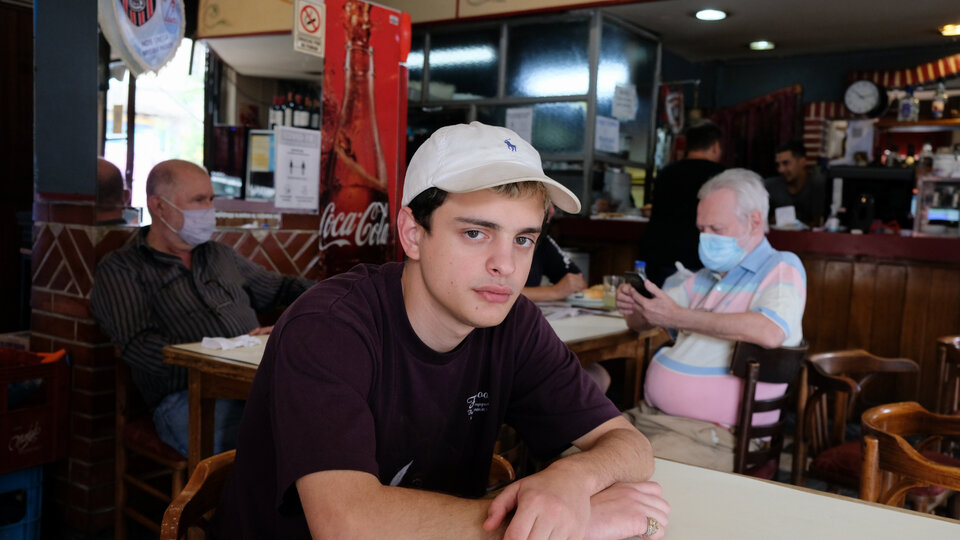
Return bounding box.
[319,201,390,250]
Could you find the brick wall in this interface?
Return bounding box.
[30,197,320,531]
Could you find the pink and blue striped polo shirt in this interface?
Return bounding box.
[644,238,806,427]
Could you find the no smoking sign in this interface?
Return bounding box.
[293,0,325,58]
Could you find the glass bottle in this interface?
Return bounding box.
[319,0,390,276]
[932,81,947,120]
[283,91,295,126]
[293,94,311,128]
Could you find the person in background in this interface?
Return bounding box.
[617,168,806,472]
[95,157,132,225]
[213,122,669,540]
[764,140,826,227]
[90,159,313,458]
[640,120,726,287]
[521,204,587,302]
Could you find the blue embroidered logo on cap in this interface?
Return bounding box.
[504,139,517,152]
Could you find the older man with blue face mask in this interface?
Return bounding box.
[616,168,807,472]
[91,159,314,459]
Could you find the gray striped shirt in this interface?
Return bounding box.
[90,227,313,407]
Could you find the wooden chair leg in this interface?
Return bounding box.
[115,441,127,540]
[860,436,880,502]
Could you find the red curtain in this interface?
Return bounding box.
[711,85,802,177]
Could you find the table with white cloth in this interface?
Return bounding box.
[650,457,959,539]
[163,313,660,472]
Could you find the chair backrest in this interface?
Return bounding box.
[860,401,960,507]
[935,336,960,415]
[160,449,236,540]
[729,341,807,476]
[792,349,918,486]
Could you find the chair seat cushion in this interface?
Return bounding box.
[744,458,778,480]
[810,441,862,481]
[907,450,960,498]
[123,416,186,462]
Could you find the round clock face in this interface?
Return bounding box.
[844,80,881,115]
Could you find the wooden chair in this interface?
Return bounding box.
[861,402,960,510]
[160,449,236,540]
[729,340,808,479]
[935,336,960,415]
[792,349,918,490]
[115,358,188,539]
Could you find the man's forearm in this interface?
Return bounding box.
[674,309,785,348]
[298,471,503,540]
[560,418,655,496]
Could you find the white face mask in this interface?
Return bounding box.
[159,197,216,247]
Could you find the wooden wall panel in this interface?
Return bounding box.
[869,263,907,358]
[813,259,854,353]
[846,262,877,350]
[800,257,825,349]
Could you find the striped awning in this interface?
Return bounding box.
[850,54,960,88]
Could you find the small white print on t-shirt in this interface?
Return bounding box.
[466,391,490,419]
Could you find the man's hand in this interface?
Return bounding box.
[483,467,591,540]
[585,482,670,540]
[554,273,588,299]
[617,281,683,330]
[249,326,274,336]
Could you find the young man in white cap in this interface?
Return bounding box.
[213,122,669,540]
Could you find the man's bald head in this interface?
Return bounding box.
[97,158,128,208]
[146,159,209,199]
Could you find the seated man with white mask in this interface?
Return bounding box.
[616,168,806,472]
[91,159,313,457]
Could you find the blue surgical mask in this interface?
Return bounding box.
[160,197,216,247]
[698,233,746,272]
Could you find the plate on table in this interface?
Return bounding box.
[566,294,605,308]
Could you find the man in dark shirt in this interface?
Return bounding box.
[521,205,587,302]
[764,140,826,227]
[213,122,669,540]
[95,157,131,225]
[640,121,726,286]
[90,159,313,457]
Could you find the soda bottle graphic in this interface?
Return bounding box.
[319,0,391,276]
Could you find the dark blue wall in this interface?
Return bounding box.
[35,2,98,196]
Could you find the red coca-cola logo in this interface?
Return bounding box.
[319,201,390,250]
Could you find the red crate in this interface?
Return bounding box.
[0,349,68,475]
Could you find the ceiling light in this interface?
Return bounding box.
[940,24,960,37]
[695,9,727,21]
[749,40,775,51]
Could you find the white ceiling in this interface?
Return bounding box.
[603,0,960,62]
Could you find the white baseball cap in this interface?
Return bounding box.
[401,121,581,214]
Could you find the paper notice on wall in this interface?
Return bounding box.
[505,108,534,142]
[595,116,620,154]
[274,126,321,210]
[612,84,638,121]
[293,0,326,58]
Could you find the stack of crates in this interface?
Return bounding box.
[0,467,42,539]
[0,346,68,540]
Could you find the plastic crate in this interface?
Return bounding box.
[0,349,68,475]
[0,466,41,540]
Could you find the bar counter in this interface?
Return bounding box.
[551,217,960,409]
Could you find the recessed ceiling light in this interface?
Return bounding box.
[749,40,775,51]
[940,24,960,37]
[695,9,727,21]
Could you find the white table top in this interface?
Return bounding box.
[168,313,628,368]
[547,313,629,344]
[168,335,268,367]
[651,458,959,539]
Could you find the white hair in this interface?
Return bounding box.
[698,168,770,232]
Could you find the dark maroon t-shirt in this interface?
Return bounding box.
[212,262,619,539]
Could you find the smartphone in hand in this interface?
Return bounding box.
[624,271,654,299]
